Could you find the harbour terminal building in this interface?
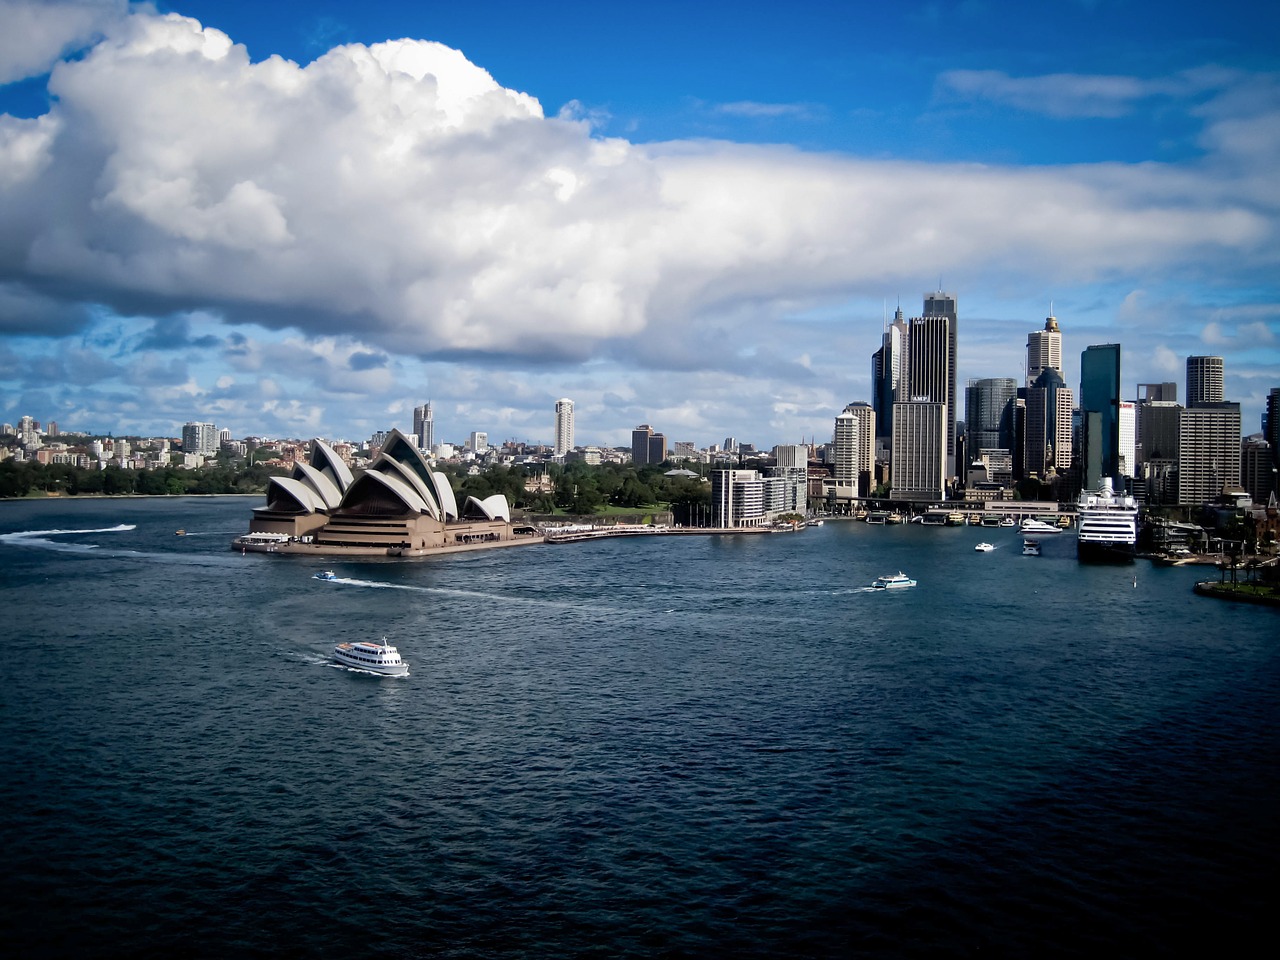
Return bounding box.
[238,429,522,556]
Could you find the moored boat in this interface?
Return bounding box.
[1020,517,1061,535]
[872,572,916,589]
[334,638,409,676]
[1076,478,1138,563]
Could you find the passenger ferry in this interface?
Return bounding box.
[1020,517,1061,535]
[1076,478,1138,563]
[334,639,410,676]
[872,572,917,589]
[1023,539,1041,556]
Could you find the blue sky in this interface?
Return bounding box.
[0,0,1276,449]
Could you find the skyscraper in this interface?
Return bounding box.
[909,292,958,477]
[1024,369,1073,478]
[1080,343,1122,489]
[871,307,910,441]
[1026,314,1063,387]
[964,377,1016,452]
[182,421,219,457]
[890,401,947,501]
[554,398,574,457]
[632,424,653,465]
[832,410,858,489]
[1186,356,1224,407]
[1177,403,1241,504]
[413,402,434,453]
[1266,387,1280,469]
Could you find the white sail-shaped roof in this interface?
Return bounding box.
[432,471,459,520]
[266,476,326,514]
[341,469,431,515]
[310,439,354,493]
[370,456,441,520]
[464,494,511,522]
[294,461,343,510]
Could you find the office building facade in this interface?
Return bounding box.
[1079,343,1122,489]
[1186,356,1224,407]
[413,402,434,453]
[890,401,946,501]
[1177,403,1241,505]
[1026,314,1063,387]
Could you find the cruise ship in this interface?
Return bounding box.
[1076,478,1138,563]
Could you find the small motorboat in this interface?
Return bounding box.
[974,542,994,552]
[1023,539,1041,556]
[872,572,916,589]
[314,570,338,581]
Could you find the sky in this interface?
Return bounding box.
[0,0,1277,450]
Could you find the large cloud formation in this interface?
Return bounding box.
[3,6,1276,364]
[0,2,1277,444]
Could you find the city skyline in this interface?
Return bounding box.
[0,0,1277,448]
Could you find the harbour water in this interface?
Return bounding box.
[2,497,1276,958]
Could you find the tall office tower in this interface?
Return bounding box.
[1118,401,1136,478]
[1026,314,1063,387]
[1266,387,1280,468]
[648,431,668,465]
[1186,356,1224,407]
[909,292,958,477]
[832,410,859,490]
[413,402,434,452]
[1177,403,1241,504]
[846,401,875,490]
[182,421,219,457]
[1080,343,1122,489]
[1023,369,1073,477]
[632,424,654,465]
[964,378,1016,451]
[723,436,737,453]
[871,307,911,440]
[890,401,946,501]
[469,431,489,452]
[46,421,59,438]
[1240,436,1275,503]
[553,398,574,456]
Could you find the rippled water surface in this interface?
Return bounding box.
[2,497,1277,958]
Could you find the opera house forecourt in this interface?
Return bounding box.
[233,429,540,557]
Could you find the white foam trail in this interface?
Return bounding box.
[0,524,136,551]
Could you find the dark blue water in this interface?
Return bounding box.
[2,497,1276,958]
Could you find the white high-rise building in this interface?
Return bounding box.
[1118,400,1136,478]
[1026,315,1063,387]
[182,421,218,457]
[468,431,488,452]
[554,398,574,456]
[832,411,859,487]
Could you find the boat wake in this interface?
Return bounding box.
[0,524,136,552]
[316,576,433,593]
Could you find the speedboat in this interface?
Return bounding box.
[872,572,916,589]
[334,639,409,676]
[314,570,338,581]
[1023,539,1041,556]
[974,542,994,552]
[998,517,1016,528]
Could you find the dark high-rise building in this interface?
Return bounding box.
[632,424,654,465]
[908,292,958,478]
[413,402,434,452]
[1080,343,1122,489]
[1024,368,1074,479]
[965,377,1016,452]
[1186,356,1224,407]
[871,307,910,441]
[1264,387,1280,468]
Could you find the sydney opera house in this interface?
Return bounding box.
[237,429,534,556]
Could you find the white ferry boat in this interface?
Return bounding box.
[1023,539,1041,556]
[1076,478,1138,563]
[334,639,410,676]
[872,572,916,589]
[1019,517,1061,535]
